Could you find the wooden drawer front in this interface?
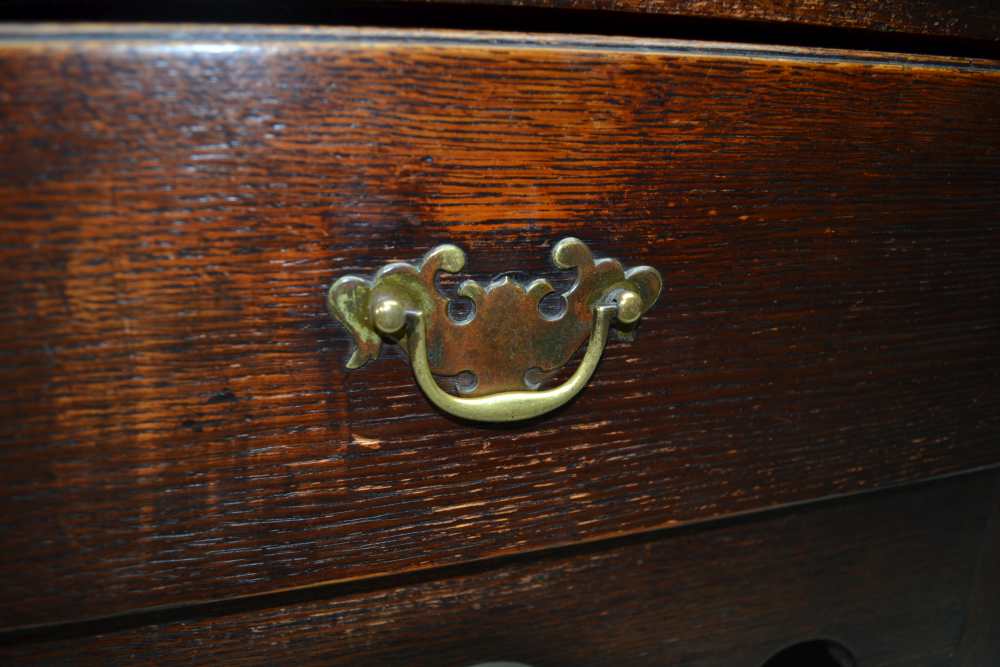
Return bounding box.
[3,472,997,665]
[1,26,999,628]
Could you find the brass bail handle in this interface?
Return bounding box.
[328,238,662,423]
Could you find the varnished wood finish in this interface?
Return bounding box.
[1,26,999,628]
[398,0,1000,41]
[2,472,994,666]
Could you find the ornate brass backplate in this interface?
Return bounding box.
[327,238,661,422]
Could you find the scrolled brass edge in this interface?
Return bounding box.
[327,238,662,422]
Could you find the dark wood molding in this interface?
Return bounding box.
[2,472,994,665]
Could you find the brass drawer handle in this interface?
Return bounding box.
[328,238,661,422]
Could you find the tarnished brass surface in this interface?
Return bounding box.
[328,238,661,421]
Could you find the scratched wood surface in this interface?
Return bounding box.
[399,0,1000,41]
[1,26,999,628]
[2,471,994,665]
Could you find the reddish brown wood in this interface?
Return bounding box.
[1,472,994,666]
[1,26,999,628]
[401,0,1000,41]
[4,1,997,42]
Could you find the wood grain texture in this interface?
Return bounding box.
[398,0,1000,41]
[1,471,994,665]
[1,26,999,628]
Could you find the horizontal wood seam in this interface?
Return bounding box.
[3,464,997,643]
[0,25,998,72]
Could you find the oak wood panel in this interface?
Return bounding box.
[397,0,1000,41]
[1,26,999,628]
[1,472,994,665]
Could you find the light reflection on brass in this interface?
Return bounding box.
[327,238,661,422]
